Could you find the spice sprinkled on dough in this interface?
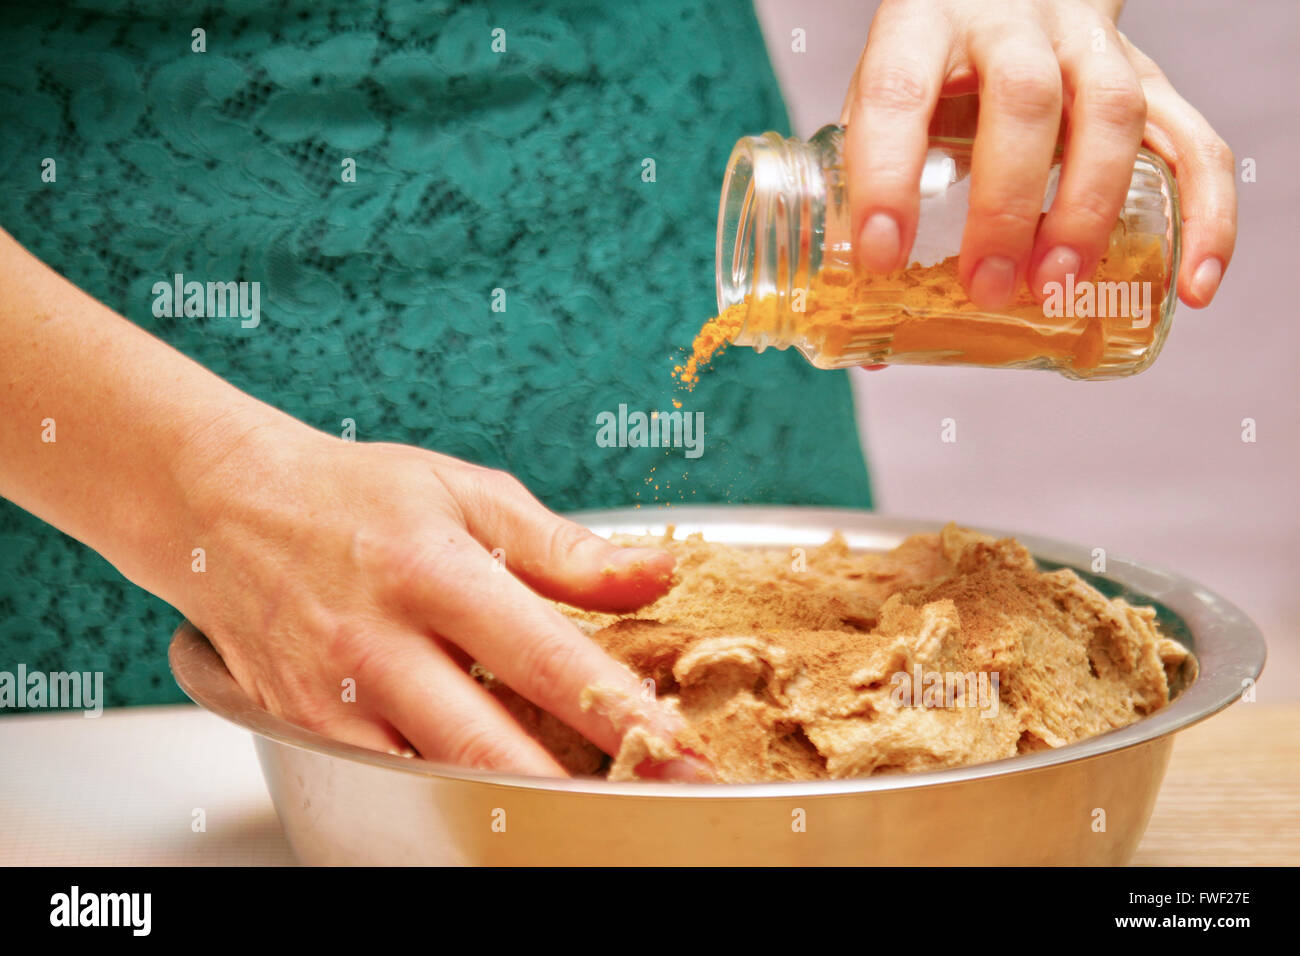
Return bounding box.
[484,524,1195,782]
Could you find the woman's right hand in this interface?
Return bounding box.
[171,415,706,779]
[839,0,1237,309]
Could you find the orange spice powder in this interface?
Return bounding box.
[675,235,1167,384]
[673,309,745,387]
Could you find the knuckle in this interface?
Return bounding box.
[518,633,580,703]
[969,200,1042,236]
[275,676,334,735]
[483,467,528,498]
[349,524,389,577]
[287,709,332,736]
[985,62,1062,120]
[444,726,517,770]
[327,620,388,687]
[442,462,525,510]
[860,64,932,114]
[545,518,596,563]
[1081,79,1147,129]
[1057,191,1121,235]
[465,467,532,520]
[1195,135,1235,175]
[374,537,463,609]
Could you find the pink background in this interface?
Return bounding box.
[752,0,1298,700]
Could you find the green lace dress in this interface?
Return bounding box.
[0,0,873,708]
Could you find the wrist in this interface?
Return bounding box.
[152,405,328,620]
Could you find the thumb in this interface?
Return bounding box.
[447,468,676,613]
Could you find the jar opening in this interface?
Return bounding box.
[715,133,823,353]
[716,139,758,317]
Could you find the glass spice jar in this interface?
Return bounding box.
[714,125,1181,380]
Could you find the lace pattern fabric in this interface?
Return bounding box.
[0,0,872,707]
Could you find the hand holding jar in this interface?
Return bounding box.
[698,0,1238,382]
[839,0,1235,309]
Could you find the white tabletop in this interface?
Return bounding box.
[0,704,296,866]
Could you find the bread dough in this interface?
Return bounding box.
[478,524,1196,782]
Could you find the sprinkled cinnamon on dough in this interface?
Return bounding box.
[480,524,1195,782]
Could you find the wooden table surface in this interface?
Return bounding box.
[1132,703,1299,865]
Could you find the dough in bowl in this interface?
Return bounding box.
[475,523,1195,783]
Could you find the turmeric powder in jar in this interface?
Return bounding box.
[681,127,1180,383]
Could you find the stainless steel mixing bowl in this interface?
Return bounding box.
[169,507,1266,865]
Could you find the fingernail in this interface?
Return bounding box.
[858,212,901,272]
[608,546,666,567]
[1191,257,1224,303]
[655,755,715,783]
[1033,246,1082,299]
[603,547,673,580]
[969,256,1018,309]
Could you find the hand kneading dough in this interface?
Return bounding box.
[473,523,1195,782]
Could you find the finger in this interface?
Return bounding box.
[215,637,414,755]
[1030,19,1147,296]
[440,465,675,613]
[383,528,710,779]
[1123,39,1237,307]
[960,24,1064,308]
[312,712,413,756]
[842,4,952,271]
[366,630,571,777]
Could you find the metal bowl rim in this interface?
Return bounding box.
[169,506,1266,799]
